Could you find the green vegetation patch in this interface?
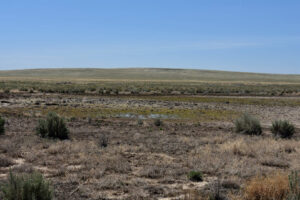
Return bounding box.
[0,105,240,122]
[187,171,203,182]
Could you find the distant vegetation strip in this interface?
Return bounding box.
[0,106,239,122]
[1,80,300,96]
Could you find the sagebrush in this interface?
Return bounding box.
[36,112,69,140]
[271,120,295,139]
[1,171,53,200]
[235,113,262,135]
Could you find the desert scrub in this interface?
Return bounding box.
[36,112,69,140]
[1,171,53,200]
[0,116,5,135]
[187,171,203,182]
[235,113,262,135]
[271,120,295,139]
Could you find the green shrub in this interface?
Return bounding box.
[1,171,53,200]
[154,119,162,127]
[36,112,69,140]
[235,113,262,135]
[0,116,5,135]
[36,119,48,138]
[188,171,203,182]
[271,120,295,139]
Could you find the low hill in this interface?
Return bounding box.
[0,68,299,83]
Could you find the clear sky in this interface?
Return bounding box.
[1,0,300,74]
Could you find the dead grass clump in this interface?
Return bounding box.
[101,155,131,174]
[244,172,289,200]
[221,179,240,190]
[221,139,256,158]
[188,146,231,176]
[47,142,68,155]
[281,143,296,154]
[13,163,34,173]
[0,138,21,158]
[140,166,166,179]
[183,190,204,200]
[98,175,126,190]
[260,158,289,169]
[0,155,15,167]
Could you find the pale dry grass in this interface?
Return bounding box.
[244,172,289,200]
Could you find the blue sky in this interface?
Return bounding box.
[0,0,300,74]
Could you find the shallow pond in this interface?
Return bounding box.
[116,113,177,119]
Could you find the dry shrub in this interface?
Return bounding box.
[221,137,297,161]
[0,138,22,158]
[183,190,204,200]
[260,158,289,169]
[0,155,15,167]
[13,163,35,173]
[244,172,289,200]
[102,155,131,174]
[221,138,256,158]
[98,175,126,190]
[139,165,166,179]
[189,145,231,176]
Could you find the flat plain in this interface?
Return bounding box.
[1,68,300,199]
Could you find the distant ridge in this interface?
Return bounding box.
[0,68,299,83]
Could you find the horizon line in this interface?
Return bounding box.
[0,66,299,76]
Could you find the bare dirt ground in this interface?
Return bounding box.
[1,92,300,199]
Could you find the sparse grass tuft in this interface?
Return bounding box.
[235,113,262,135]
[271,120,295,139]
[36,112,69,140]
